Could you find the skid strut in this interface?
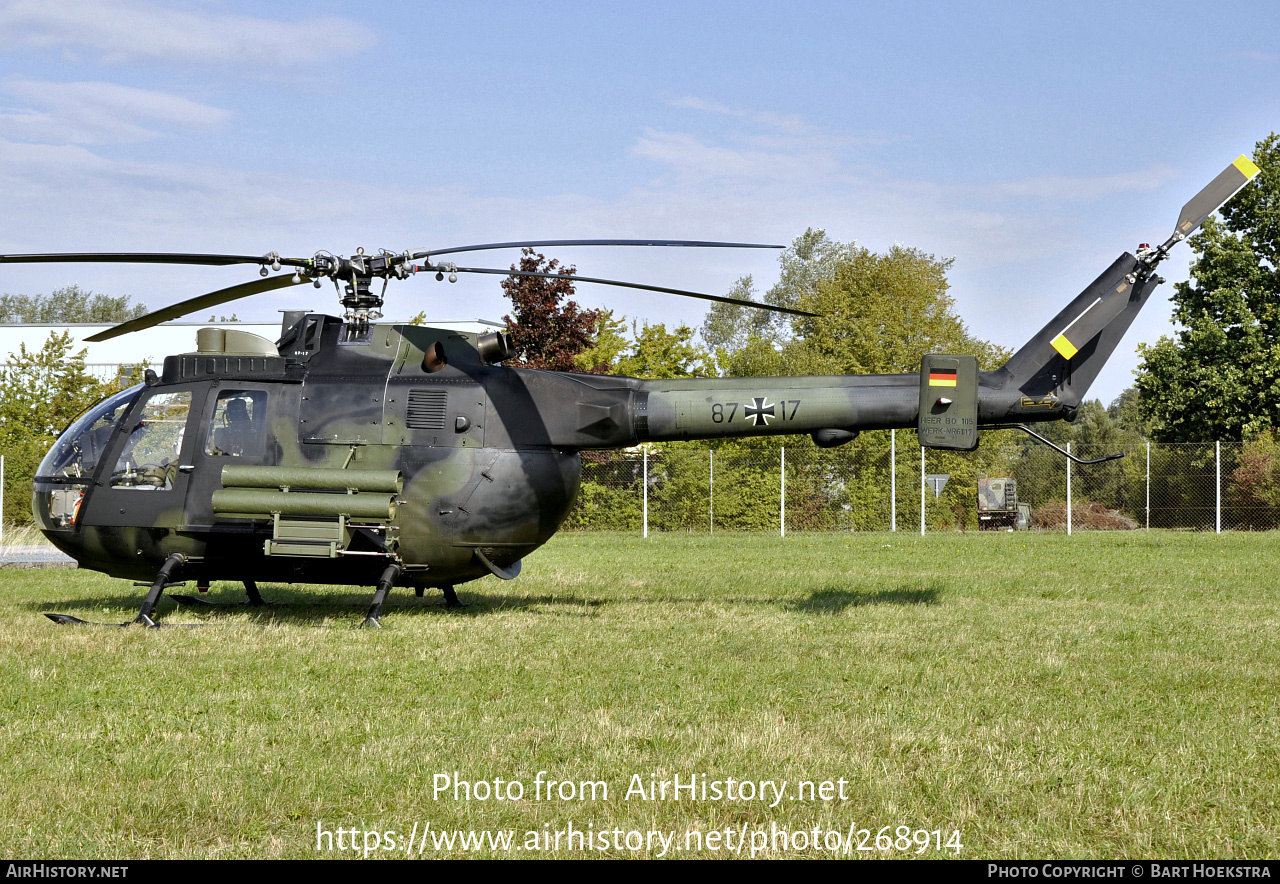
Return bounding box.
[48,553,189,627]
[134,553,187,627]
[361,562,403,628]
[172,579,270,609]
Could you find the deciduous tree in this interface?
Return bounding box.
[501,249,601,372]
[614,321,707,379]
[0,285,146,324]
[787,242,1007,375]
[1,333,109,523]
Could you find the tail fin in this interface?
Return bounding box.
[993,252,1162,407]
[990,154,1262,408]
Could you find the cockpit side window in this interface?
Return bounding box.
[205,390,267,457]
[36,384,145,480]
[109,391,192,491]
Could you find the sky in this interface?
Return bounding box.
[0,0,1276,405]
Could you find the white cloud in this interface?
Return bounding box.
[0,0,376,67]
[992,166,1179,202]
[1228,50,1280,62]
[0,78,230,144]
[670,96,812,135]
[632,128,845,183]
[670,95,895,150]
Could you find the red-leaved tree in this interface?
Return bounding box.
[501,249,602,372]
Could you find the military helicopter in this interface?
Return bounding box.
[9,155,1259,627]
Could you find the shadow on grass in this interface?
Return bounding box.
[787,583,942,614]
[27,583,609,627]
[28,580,942,627]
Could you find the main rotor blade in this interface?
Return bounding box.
[450,266,817,317]
[0,252,308,268]
[84,273,308,342]
[414,239,783,259]
[1174,155,1261,237]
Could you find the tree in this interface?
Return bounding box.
[501,249,601,372]
[1,332,110,523]
[787,243,1008,375]
[701,230,863,376]
[0,285,147,324]
[1107,386,1152,438]
[704,231,1007,379]
[1135,134,1280,442]
[614,321,707,379]
[700,277,785,378]
[572,309,628,373]
[1227,431,1280,529]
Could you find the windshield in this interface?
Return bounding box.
[36,384,145,480]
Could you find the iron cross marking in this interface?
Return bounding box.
[743,396,775,427]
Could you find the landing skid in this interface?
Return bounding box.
[413,584,466,607]
[47,563,465,627]
[172,580,270,608]
[46,553,187,629]
[43,613,198,629]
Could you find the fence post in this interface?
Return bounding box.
[920,446,926,536]
[890,429,896,532]
[1216,440,1221,534]
[780,447,786,538]
[0,454,4,545]
[709,450,714,535]
[1145,441,1150,531]
[1066,442,1072,536]
[642,446,648,539]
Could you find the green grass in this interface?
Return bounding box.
[0,531,1276,858]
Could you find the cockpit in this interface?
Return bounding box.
[36,384,145,482]
[34,383,198,530]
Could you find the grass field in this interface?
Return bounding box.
[0,530,1275,859]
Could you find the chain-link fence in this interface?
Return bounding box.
[565,434,1278,533]
[2,435,1276,537]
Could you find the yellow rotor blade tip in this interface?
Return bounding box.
[1233,155,1261,180]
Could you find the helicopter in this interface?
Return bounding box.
[8,154,1260,628]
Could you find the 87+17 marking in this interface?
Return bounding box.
[710,397,800,427]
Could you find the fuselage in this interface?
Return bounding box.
[31,313,1071,589]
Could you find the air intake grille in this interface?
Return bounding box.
[405,390,448,429]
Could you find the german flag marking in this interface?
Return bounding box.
[929,369,958,387]
[1234,155,1261,180]
[1051,334,1078,360]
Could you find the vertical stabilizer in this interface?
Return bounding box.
[989,154,1261,409]
[992,253,1162,406]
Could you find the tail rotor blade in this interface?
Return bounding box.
[1043,154,1264,365]
[1174,155,1261,238]
[84,273,309,342]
